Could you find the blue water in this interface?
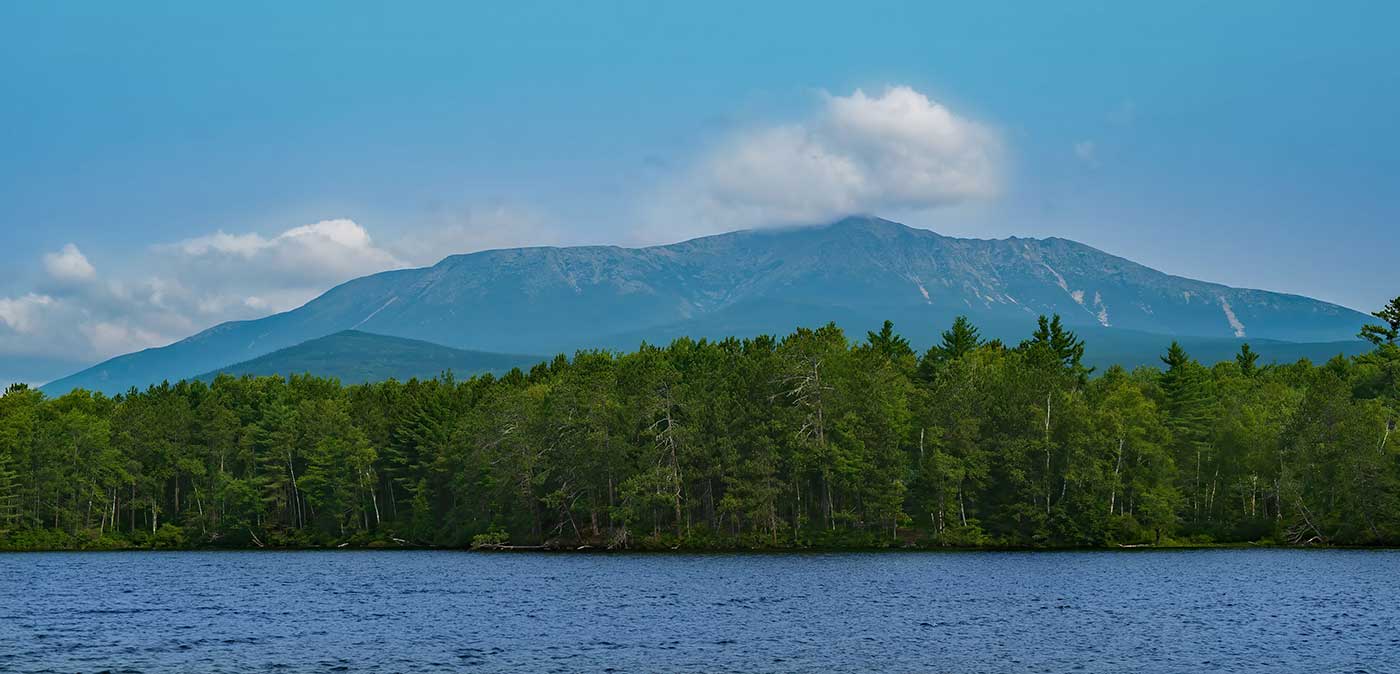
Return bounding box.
[1,549,1397,673]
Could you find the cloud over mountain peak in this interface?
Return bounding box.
[648,86,1001,237]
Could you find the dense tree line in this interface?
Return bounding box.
[2,299,1398,550]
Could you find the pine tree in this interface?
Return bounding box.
[10,316,1400,551]
[1159,342,1215,522]
[1236,343,1260,376]
[918,316,982,380]
[941,316,983,360]
[1359,296,1400,346]
[1020,315,1088,377]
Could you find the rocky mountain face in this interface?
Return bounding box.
[43,217,1370,395]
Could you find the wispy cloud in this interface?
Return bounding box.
[641,85,1002,240]
[0,293,54,335]
[1,220,410,365]
[41,243,97,285]
[161,219,405,287]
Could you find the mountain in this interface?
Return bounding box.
[42,216,1372,395]
[194,330,542,386]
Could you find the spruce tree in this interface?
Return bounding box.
[1236,343,1260,376]
[865,320,914,362]
[1360,296,1400,346]
[1025,314,1087,372]
[917,316,982,380]
[1159,342,1215,522]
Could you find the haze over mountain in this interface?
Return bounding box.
[42,217,1370,395]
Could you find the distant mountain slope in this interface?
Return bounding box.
[585,298,1373,372]
[195,331,541,386]
[42,216,1372,395]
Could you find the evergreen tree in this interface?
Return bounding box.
[1236,343,1260,376]
[938,316,983,360]
[1022,314,1088,375]
[4,318,1400,551]
[866,320,914,362]
[1159,342,1216,522]
[1360,296,1400,347]
[918,316,982,380]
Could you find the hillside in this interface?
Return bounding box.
[195,331,541,386]
[42,217,1371,395]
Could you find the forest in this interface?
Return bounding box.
[2,298,1398,551]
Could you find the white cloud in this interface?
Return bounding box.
[1,219,410,366]
[81,321,169,358]
[645,85,1002,236]
[168,231,266,257]
[155,218,408,321]
[0,293,98,363]
[0,293,54,334]
[0,279,194,362]
[42,243,97,284]
[164,218,404,286]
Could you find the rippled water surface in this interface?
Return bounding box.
[1,549,1397,673]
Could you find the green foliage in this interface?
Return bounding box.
[470,529,510,548]
[151,523,187,549]
[1024,314,1088,375]
[1359,296,1400,346]
[4,307,1400,550]
[1236,343,1260,376]
[918,315,982,380]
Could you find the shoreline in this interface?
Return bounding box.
[5,541,1397,554]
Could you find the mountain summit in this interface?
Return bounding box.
[43,217,1369,395]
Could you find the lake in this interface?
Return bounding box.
[1,549,1396,673]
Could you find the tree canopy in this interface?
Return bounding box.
[2,311,1397,551]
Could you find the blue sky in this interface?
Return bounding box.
[1,1,1397,379]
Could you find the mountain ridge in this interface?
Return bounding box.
[41,216,1371,395]
[194,330,542,386]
